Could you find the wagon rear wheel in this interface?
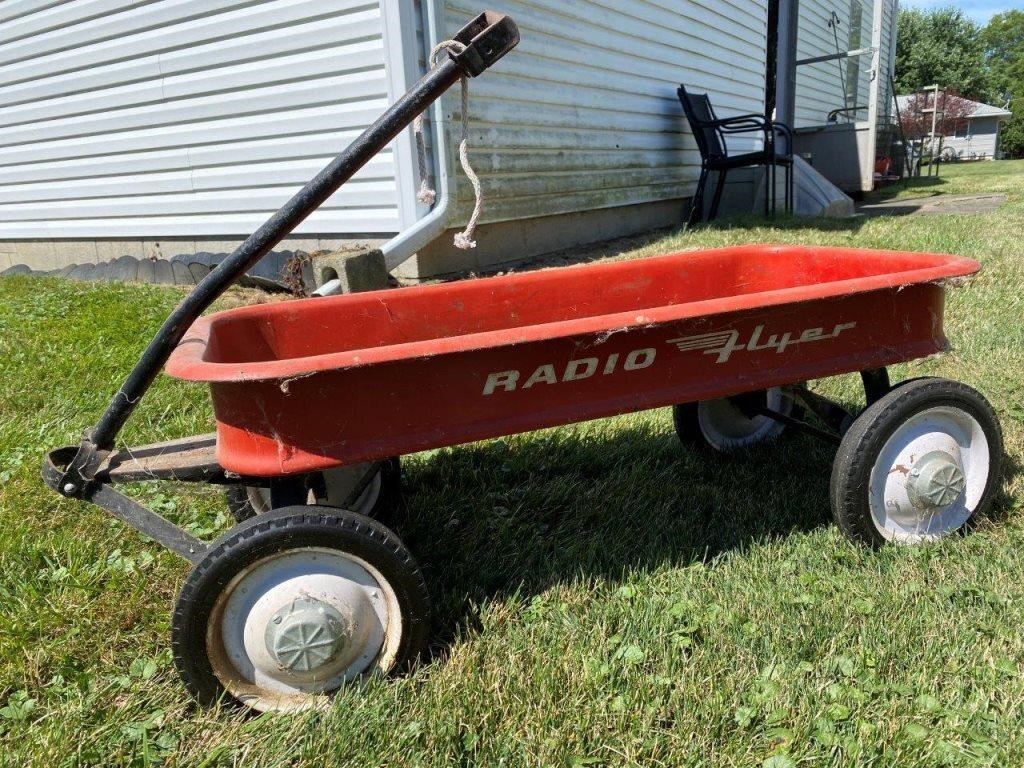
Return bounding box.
[673,387,797,453]
[172,507,430,712]
[226,458,402,523]
[830,378,1003,547]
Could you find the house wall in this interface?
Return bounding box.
[0,0,407,254]
[397,0,770,277]
[943,117,1004,159]
[1,0,770,275]
[794,0,896,128]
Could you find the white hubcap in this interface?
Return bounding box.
[266,596,348,672]
[697,387,793,451]
[208,548,402,711]
[869,406,989,543]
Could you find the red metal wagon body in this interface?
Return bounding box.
[166,244,978,477]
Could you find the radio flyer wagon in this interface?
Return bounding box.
[43,11,1003,713]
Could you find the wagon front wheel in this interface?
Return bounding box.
[830,378,1003,547]
[172,507,430,712]
[673,387,797,453]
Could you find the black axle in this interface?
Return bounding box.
[747,368,891,444]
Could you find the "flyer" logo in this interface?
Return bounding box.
[667,322,857,364]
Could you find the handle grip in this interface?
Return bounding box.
[450,11,520,77]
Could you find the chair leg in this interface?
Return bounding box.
[709,169,727,221]
[689,166,709,225]
[766,162,773,217]
[790,160,798,211]
[788,162,795,213]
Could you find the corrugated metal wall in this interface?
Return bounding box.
[0,0,403,239]
[794,0,875,128]
[436,0,769,225]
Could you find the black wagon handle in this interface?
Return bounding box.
[56,11,520,495]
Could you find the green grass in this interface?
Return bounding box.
[860,160,1020,204]
[3,161,1024,767]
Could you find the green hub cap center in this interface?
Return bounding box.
[265,597,348,673]
[907,451,966,510]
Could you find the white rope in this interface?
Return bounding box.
[413,40,482,250]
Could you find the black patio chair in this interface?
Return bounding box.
[678,85,794,225]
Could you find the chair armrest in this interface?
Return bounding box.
[712,113,769,131]
[719,122,768,135]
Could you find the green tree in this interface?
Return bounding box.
[982,10,1024,95]
[894,8,988,99]
[982,11,1024,157]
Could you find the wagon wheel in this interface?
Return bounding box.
[673,387,798,453]
[172,507,430,712]
[830,378,1003,548]
[225,458,402,523]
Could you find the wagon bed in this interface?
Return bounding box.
[165,244,978,476]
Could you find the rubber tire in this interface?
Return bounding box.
[224,485,258,523]
[673,389,799,453]
[172,506,431,710]
[830,378,1003,548]
[225,457,403,524]
[673,401,711,450]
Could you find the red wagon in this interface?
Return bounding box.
[166,243,977,476]
[44,13,1003,713]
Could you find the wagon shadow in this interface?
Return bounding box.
[396,413,839,655]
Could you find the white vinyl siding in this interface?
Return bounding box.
[436,0,769,225]
[0,0,770,246]
[0,0,401,239]
[794,0,875,127]
[942,117,1004,159]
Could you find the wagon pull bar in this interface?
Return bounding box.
[54,11,520,496]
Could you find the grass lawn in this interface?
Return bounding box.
[2,160,1024,767]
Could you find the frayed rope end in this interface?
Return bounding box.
[453,232,476,250]
[417,185,437,206]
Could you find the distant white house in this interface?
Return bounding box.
[895,94,1012,160]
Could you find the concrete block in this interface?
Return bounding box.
[0,240,63,270]
[394,239,479,281]
[398,198,684,281]
[190,238,324,258]
[55,241,101,266]
[95,240,144,262]
[318,238,381,254]
[313,249,390,292]
[141,241,168,261]
[190,239,242,256]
